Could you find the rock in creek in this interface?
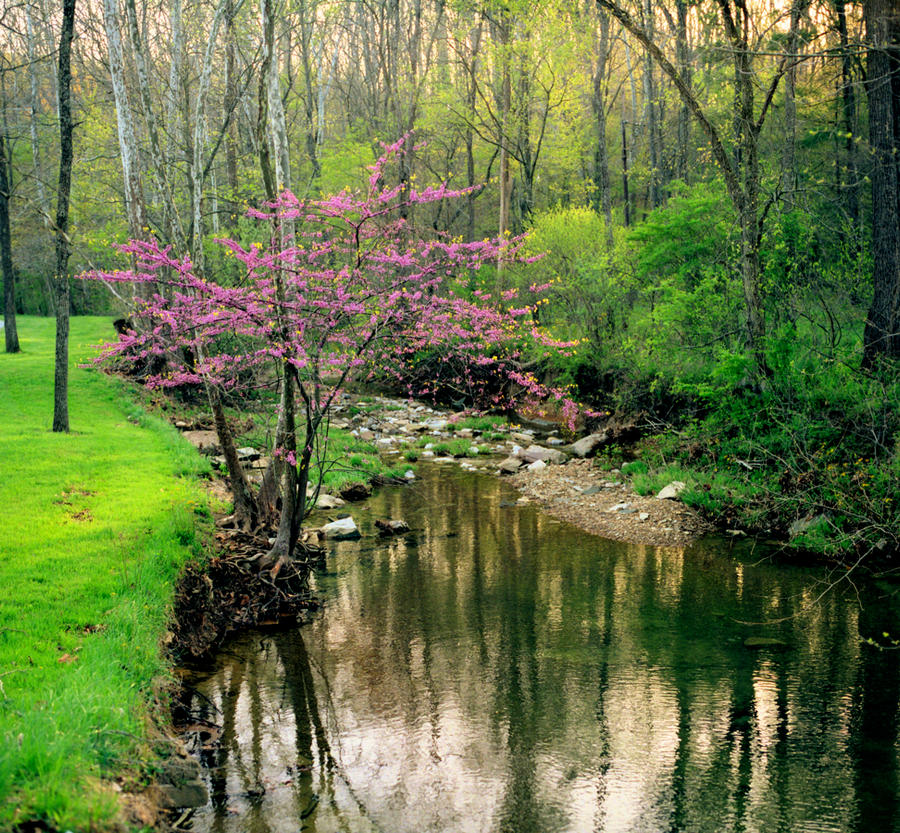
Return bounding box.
[375,518,411,536]
[321,517,361,540]
[743,636,790,650]
[315,494,346,510]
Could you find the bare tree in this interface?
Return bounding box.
[1,127,19,353]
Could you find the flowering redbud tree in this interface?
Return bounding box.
[85,139,580,570]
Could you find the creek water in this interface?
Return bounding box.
[182,463,900,833]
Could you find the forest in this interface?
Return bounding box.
[4,0,893,560]
[0,0,900,559]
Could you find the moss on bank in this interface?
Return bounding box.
[0,316,210,832]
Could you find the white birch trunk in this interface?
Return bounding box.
[101,0,146,242]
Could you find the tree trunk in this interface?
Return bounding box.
[781,0,805,210]
[209,382,258,528]
[224,0,240,205]
[621,114,631,227]
[53,0,76,433]
[102,0,147,245]
[592,7,614,248]
[643,0,663,207]
[862,0,900,364]
[24,6,56,315]
[495,12,512,286]
[674,0,691,180]
[125,0,185,250]
[1,131,19,353]
[465,19,483,242]
[835,0,860,230]
[189,0,229,270]
[298,0,321,182]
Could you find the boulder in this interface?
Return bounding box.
[236,446,260,462]
[527,459,547,472]
[656,481,687,500]
[322,517,361,540]
[520,444,567,465]
[358,428,375,442]
[511,431,535,445]
[498,456,524,474]
[315,494,346,510]
[570,432,608,458]
[375,518,411,536]
[339,481,372,501]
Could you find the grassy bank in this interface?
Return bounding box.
[0,316,210,831]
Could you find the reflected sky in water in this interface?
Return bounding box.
[184,464,900,833]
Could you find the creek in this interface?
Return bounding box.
[180,463,900,833]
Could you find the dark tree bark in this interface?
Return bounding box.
[835,0,860,229]
[1,131,19,354]
[862,0,900,364]
[53,0,76,433]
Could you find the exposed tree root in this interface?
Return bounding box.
[170,528,320,661]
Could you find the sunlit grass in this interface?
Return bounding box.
[0,316,209,831]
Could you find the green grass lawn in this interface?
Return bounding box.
[0,316,210,831]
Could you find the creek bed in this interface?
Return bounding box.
[179,463,900,833]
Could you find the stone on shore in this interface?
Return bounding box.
[569,432,608,458]
[656,481,687,500]
[498,456,524,474]
[520,444,567,465]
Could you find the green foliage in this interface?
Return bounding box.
[452,414,509,433]
[517,206,631,350]
[629,181,736,289]
[0,317,209,831]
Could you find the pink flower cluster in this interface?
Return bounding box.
[82,137,585,430]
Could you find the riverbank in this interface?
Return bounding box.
[0,317,211,832]
[264,394,711,548]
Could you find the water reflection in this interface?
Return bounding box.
[184,464,900,833]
